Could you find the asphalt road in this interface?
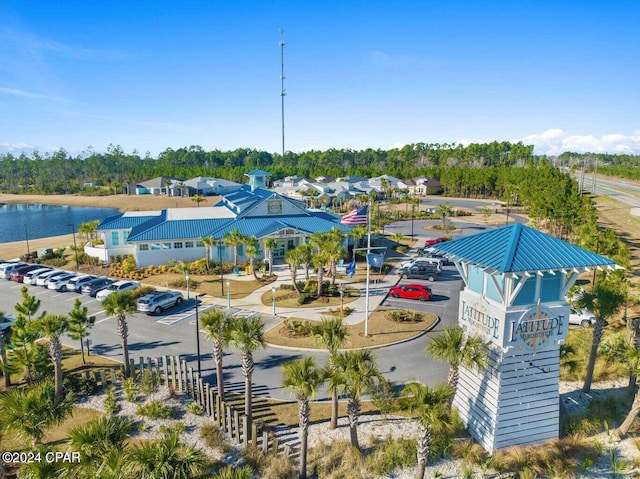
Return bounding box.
[2,218,498,401]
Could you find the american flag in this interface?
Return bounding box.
[340,205,368,226]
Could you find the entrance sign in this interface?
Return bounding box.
[436,224,616,452]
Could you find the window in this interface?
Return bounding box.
[174,242,183,249]
[123,230,130,244]
[111,232,119,246]
[185,241,194,248]
[162,243,171,250]
[196,240,205,247]
[139,244,149,251]
[238,244,244,257]
[151,243,161,250]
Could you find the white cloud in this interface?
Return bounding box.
[0,86,66,101]
[519,129,640,156]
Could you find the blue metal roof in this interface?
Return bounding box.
[436,223,615,273]
[97,212,161,231]
[245,169,271,176]
[128,218,232,242]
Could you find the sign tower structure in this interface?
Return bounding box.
[436,223,617,451]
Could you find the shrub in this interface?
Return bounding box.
[367,437,416,475]
[370,380,399,418]
[136,400,175,419]
[261,453,297,479]
[200,423,226,449]
[63,374,99,397]
[104,386,119,415]
[297,293,310,305]
[139,370,159,396]
[187,401,204,415]
[283,319,312,337]
[279,283,294,290]
[122,377,138,402]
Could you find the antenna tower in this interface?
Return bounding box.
[279,28,286,158]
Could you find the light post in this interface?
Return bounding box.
[185,271,190,300]
[218,240,225,296]
[24,223,30,257]
[226,279,231,308]
[68,224,79,270]
[194,293,204,376]
[271,286,277,316]
[410,203,416,238]
[339,282,345,314]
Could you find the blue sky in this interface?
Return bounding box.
[1,1,638,157]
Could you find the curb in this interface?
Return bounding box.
[264,314,440,352]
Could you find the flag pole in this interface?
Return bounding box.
[365,198,371,337]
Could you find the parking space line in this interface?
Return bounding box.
[94,314,114,324]
[232,309,258,319]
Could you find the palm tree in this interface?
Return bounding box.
[35,313,68,399]
[263,238,277,275]
[226,316,265,436]
[401,382,454,479]
[312,316,349,430]
[126,426,209,479]
[436,202,453,231]
[191,194,206,207]
[0,380,73,447]
[334,350,383,449]
[424,326,487,408]
[348,225,367,250]
[200,308,233,401]
[67,414,135,475]
[67,298,95,365]
[202,236,215,274]
[224,229,248,266]
[15,446,64,479]
[297,243,314,280]
[102,291,137,377]
[285,247,305,294]
[282,357,324,479]
[312,252,330,298]
[244,237,261,280]
[578,278,626,393]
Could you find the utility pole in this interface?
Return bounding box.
[279,28,286,158]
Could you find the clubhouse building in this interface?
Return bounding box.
[85,170,352,268]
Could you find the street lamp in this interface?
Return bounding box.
[218,240,225,296]
[271,286,277,316]
[68,224,79,270]
[194,293,205,376]
[226,279,231,308]
[411,203,416,238]
[24,223,30,257]
[185,271,190,300]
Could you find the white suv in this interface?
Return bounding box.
[96,280,140,301]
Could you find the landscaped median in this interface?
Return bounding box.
[264,306,438,349]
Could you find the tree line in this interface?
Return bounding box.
[0,142,539,194]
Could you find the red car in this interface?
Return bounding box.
[389,283,432,301]
[424,236,451,247]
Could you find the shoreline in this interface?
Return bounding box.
[0,234,76,261]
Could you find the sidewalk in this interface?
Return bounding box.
[202,262,402,325]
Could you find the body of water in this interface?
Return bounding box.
[0,203,120,244]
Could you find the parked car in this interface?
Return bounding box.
[81,277,115,297]
[398,263,439,281]
[96,280,141,301]
[417,248,451,265]
[137,291,184,314]
[36,269,68,287]
[0,314,16,332]
[48,273,78,291]
[400,258,443,271]
[389,283,432,301]
[8,264,42,282]
[66,275,97,293]
[23,267,52,285]
[569,308,596,327]
[0,262,26,279]
[424,236,451,247]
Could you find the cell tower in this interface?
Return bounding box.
[279,28,286,158]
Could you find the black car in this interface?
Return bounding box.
[81,277,114,297]
[398,263,439,281]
